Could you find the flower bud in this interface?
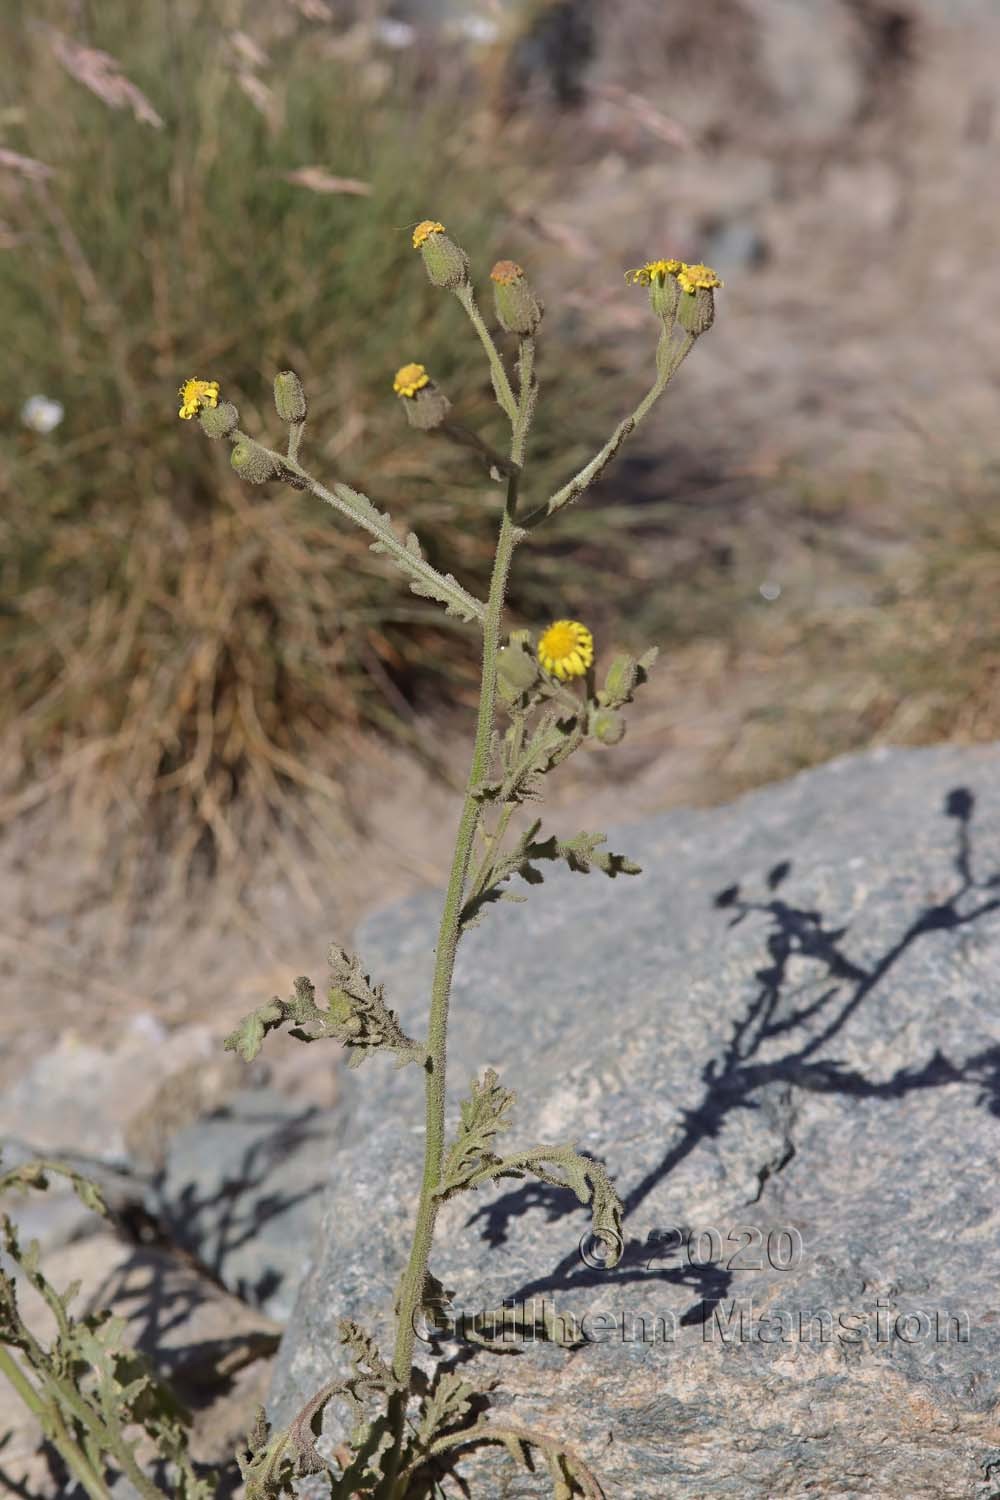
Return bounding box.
[274,370,307,423]
[393,363,452,430]
[650,275,679,325]
[497,642,539,701]
[490,260,544,336]
[231,437,280,484]
[625,260,683,325]
[199,401,240,439]
[675,263,722,336]
[677,287,715,335]
[412,219,469,290]
[406,388,452,430]
[592,708,626,745]
[602,654,637,705]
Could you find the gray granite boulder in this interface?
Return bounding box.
[152,1087,346,1323]
[270,744,1000,1497]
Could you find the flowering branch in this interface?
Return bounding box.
[518,328,696,533]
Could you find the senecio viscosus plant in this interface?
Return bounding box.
[0,232,720,1500]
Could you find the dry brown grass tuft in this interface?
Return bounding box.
[0,0,647,891]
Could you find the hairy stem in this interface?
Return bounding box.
[381,338,536,1495]
[454,284,518,424]
[384,489,518,1447]
[276,452,486,626]
[287,419,305,463]
[517,330,696,533]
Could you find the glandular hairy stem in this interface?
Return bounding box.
[380,342,538,1497]
[519,330,696,532]
[382,491,518,1478]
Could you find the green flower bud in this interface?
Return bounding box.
[592,708,626,745]
[675,263,721,335]
[677,287,715,335]
[649,274,679,325]
[274,370,307,423]
[497,642,539,702]
[490,260,544,336]
[412,219,469,290]
[627,260,721,335]
[231,437,280,485]
[199,401,239,439]
[625,260,683,325]
[602,655,637,705]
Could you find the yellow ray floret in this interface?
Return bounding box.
[625,258,683,286]
[178,378,220,420]
[412,220,445,249]
[676,262,723,293]
[537,619,594,681]
[393,363,430,398]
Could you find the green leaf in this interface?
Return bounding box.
[464,1299,583,1350]
[437,1069,516,1198]
[333,481,485,625]
[417,1369,476,1446]
[324,947,424,1067]
[461,823,639,931]
[555,831,641,878]
[224,961,423,1070]
[439,1121,624,1269]
[223,1000,284,1062]
[69,1173,108,1219]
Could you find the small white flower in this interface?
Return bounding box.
[21,395,64,434]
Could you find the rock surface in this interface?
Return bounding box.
[153,1086,346,1322]
[270,744,1000,1497]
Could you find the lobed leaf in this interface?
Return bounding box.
[224,961,424,1069]
[437,1068,517,1198]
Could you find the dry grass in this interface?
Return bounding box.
[661,465,1000,799]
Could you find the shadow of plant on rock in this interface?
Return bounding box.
[152,1102,333,1310]
[464,784,1000,1329]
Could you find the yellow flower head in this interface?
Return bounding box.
[676,262,723,294]
[393,363,430,399]
[178,378,220,420]
[625,259,683,287]
[537,619,594,681]
[412,220,446,249]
